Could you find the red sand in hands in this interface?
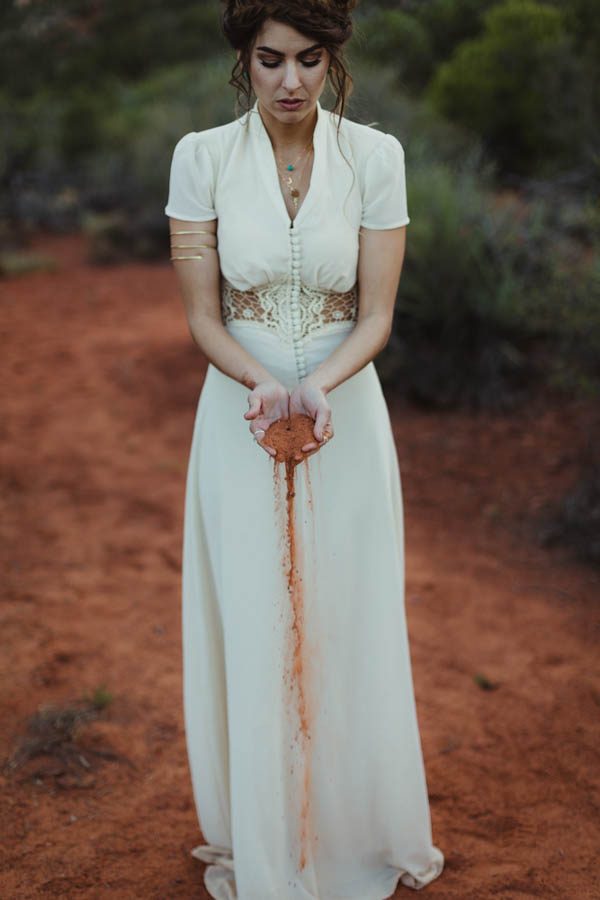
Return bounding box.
[264,413,320,464]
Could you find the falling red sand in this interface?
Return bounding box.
[265,413,320,873]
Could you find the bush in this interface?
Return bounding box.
[538,256,600,398]
[376,143,600,409]
[85,57,237,213]
[411,0,498,65]
[353,9,433,91]
[377,155,575,410]
[344,58,482,171]
[426,0,592,176]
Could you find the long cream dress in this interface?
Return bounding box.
[165,98,444,900]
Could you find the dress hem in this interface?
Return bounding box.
[191,843,444,899]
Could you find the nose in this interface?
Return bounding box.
[281,61,302,92]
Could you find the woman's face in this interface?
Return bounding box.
[245,18,330,126]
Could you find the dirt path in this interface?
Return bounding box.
[1,234,598,899]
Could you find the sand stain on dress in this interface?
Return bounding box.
[265,413,320,876]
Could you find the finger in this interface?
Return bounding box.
[314,411,331,442]
[301,441,318,452]
[253,430,275,457]
[244,396,262,419]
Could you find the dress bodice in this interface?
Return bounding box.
[165,100,410,382]
[164,99,410,295]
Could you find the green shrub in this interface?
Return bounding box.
[377,146,600,409]
[353,10,433,90]
[90,57,236,210]
[345,59,482,171]
[426,0,589,175]
[538,256,600,398]
[377,157,571,410]
[411,0,498,64]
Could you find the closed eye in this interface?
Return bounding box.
[260,58,322,69]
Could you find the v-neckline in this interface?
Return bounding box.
[248,98,326,229]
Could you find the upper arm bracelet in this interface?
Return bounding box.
[170,229,216,261]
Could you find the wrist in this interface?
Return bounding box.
[302,371,330,395]
[241,368,276,390]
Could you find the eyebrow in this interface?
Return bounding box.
[256,44,323,57]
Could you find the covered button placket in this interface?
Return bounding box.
[289,226,307,382]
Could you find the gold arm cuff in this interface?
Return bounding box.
[170,230,212,235]
[170,254,204,261]
[170,243,212,249]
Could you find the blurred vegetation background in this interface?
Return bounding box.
[0,1,598,391]
[2,0,598,563]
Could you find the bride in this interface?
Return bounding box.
[164,1,445,897]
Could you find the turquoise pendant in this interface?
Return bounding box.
[287,164,294,171]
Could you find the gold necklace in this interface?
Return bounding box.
[275,138,313,173]
[275,145,314,211]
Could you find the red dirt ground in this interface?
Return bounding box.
[1,233,598,899]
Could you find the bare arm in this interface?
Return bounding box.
[302,224,407,395]
[168,217,290,457]
[168,216,275,391]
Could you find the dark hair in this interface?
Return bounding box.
[220,0,358,125]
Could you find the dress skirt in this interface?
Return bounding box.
[181,321,444,899]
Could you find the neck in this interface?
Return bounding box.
[257,100,318,156]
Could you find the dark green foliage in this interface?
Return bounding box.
[410,0,498,63]
[378,159,551,410]
[353,10,433,91]
[0,0,225,97]
[426,0,599,177]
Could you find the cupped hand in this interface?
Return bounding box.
[289,377,334,455]
[244,379,290,458]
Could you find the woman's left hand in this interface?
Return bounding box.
[289,377,334,455]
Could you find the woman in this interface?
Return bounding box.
[164,2,444,897]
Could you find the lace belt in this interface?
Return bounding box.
[220,276,359,343]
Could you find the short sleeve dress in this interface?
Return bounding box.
[165,99,444,900]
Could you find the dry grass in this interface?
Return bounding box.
[4,686,137,787]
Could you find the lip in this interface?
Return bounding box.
[277,99,305,110]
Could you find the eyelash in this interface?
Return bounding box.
[260,58,322,69]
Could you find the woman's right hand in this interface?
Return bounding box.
[244,379,290,458]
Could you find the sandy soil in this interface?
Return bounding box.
[1,233,598,899]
